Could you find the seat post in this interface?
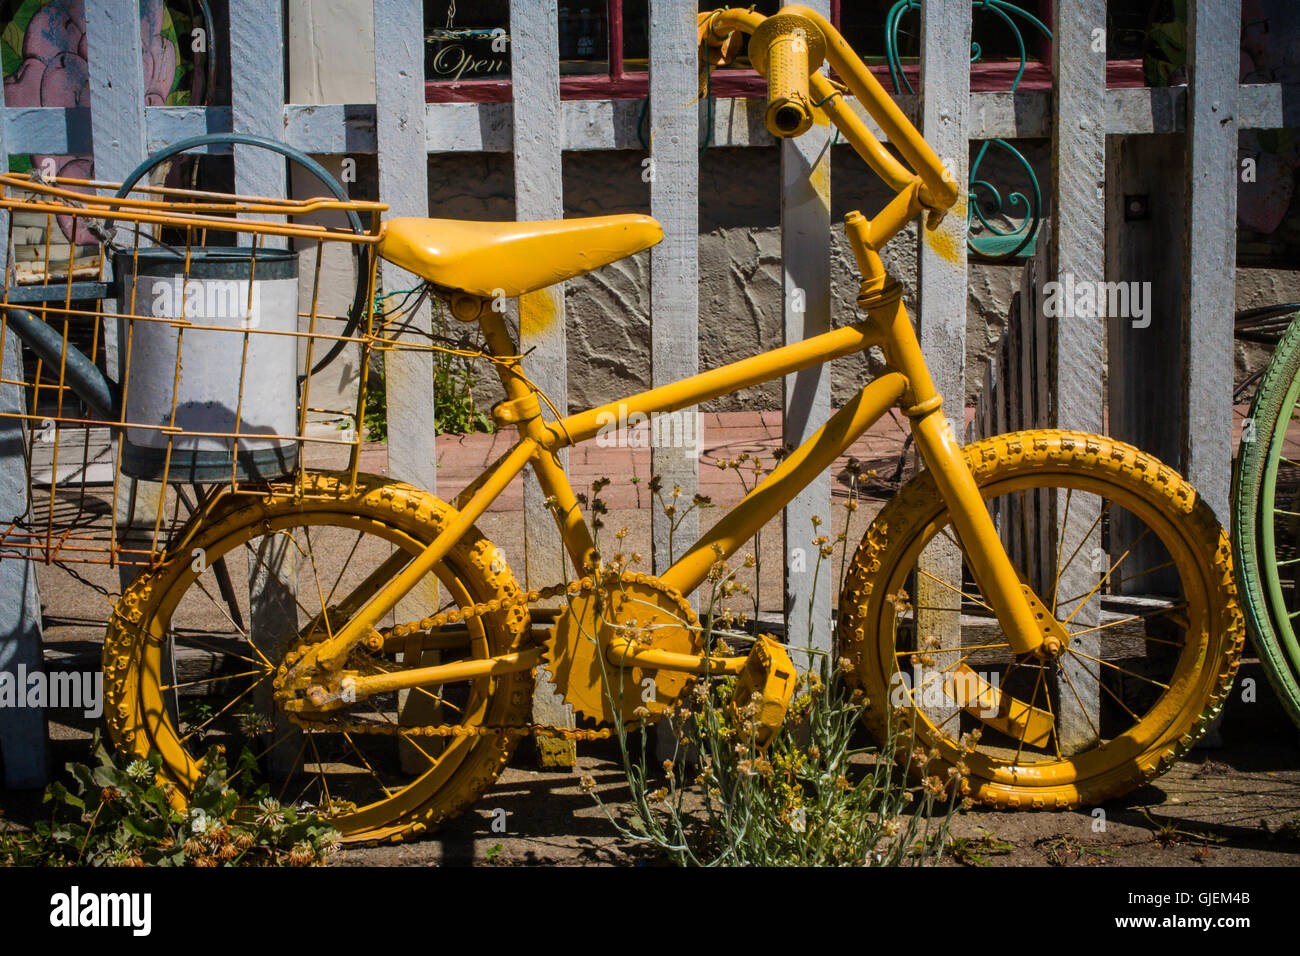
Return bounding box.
[478,307,532,403]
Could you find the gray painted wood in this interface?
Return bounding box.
[915,0,971,726]
[510,0,575,765]
[227,1,297,763]
[0,329,48,787]
[230,2,287,245]
[1182,0,1240,523]
[373,0,436,494]
[4,81,1296,161]
[1050,0,1104,754]
[0,26,47,787]
[648,0,700,577]
[781,0,833,671]
[373,0,441,767]
[8,83,1296,159]
[86,0,166,600]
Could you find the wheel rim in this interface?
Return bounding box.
[867,469,1212,795]
[125,507,512,835]
[1257,367,1300,686]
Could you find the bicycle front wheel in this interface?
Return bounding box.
[103,472,533,842]
[839,430,1243,808]
[1234,312,1300,728]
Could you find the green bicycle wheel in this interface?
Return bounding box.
[1233,311,1300,728]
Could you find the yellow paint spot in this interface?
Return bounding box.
[925,199,967,264]
[809,155,830,197]
[519,289,558,338]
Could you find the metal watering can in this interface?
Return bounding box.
[2,134,369,484]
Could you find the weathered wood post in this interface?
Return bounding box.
[1182,0,1240,522]
[372,0,442,772]
[781,0,833,670]
[648,0,701,580]
[1049,0,1106,752]
[228,1,304,774]
[511,0,577,767]
[0,128,47,782]
[915,0,971,725]
[86,0,154,588]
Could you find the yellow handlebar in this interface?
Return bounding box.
[748,14,826,139]
[699,5,960,239]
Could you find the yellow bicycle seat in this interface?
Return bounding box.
[377,214,664,298]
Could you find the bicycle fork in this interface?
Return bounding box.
[849,212,1066,661]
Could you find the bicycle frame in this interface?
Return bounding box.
[297,6,1065,701]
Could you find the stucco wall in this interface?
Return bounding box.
[427,144,1030,412]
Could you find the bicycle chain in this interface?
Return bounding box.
[286,572,622,742]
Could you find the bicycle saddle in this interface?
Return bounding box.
[377,214,664,298]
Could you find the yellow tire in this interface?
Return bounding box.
[103,472,533,842]
[838,430,1243,808]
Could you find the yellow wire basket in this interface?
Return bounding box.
[0,172,387,568]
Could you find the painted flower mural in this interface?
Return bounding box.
[1,0,187,242]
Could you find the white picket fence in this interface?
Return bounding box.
[0,1,1276,784]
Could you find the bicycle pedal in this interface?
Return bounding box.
[729,635,797,748]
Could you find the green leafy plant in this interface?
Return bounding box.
[364,290,496,441]
[0,736,340,867]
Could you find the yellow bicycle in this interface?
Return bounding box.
[103,7,1242,840]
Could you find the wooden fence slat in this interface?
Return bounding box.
[1051,0,1105,754]
[227,1,300,772]
[1183,0,1240,523]
[782,0,833,669]
[373,0,437,495]
[511,0,576,766]
[85,2,165,609]
[230,4,287,243]
[0,331,47,787]
[372,0,442,771]
[0,2,45,788]
[648,0,700,577]
[915,0,971,725]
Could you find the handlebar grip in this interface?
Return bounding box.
[750,14,826,139]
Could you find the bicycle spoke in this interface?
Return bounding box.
[894,641,1011,657]
[1065,647,1170,690]
[1050,489,1074,616]
[1067,602,1188,642]
[342,730,396,797]
[1055,658,1101,744]
[916,568,994,614]
[168,628,271,672]
[1054,499,1112,599]
[1061,528,1152,629]
[180,673,268,742]
[1040,666,1063,760]
[1012,665,1047,765]
[160,667,267,693]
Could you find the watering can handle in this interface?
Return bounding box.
[109,133,370,381]
[112,133,365,235]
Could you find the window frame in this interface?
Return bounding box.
[423,0,1144,104]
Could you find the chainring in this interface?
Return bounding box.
[542,571,702,725]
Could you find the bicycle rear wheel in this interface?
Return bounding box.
[103,472,533,842]
[1234,312,1300,728]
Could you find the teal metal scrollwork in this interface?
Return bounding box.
[885,0,1050,261]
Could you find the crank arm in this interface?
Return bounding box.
[346,646,544,701]
[605,637,748,676]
